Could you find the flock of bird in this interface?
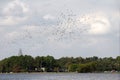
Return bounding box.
[0,9,91,53]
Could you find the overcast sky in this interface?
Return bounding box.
[0,0,120,60]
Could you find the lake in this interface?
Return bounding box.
[0,73,119,80]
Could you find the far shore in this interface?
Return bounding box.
[0,71,120,74]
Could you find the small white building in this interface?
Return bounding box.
[41,67,45,72]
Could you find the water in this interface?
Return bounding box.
[0,73,119,80]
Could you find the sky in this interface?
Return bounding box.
[0,0,120,60]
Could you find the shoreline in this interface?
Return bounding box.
[0,71,119,74]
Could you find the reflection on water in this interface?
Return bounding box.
[0,73,119,80]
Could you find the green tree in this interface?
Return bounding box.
[69,64,78,72]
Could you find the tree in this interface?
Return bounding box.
[69,64,78,72]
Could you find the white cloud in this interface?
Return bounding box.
[77,12,110,35]
[0,16,27,25]
[22,25,40,31]
[0,0,29,25]
[0,27,4,33]
[113,11,120,18]
[4,31,21,43]
[3,0,29,16]
[6,31,19,38]
[43,14,55,20]
[89,21,109,34]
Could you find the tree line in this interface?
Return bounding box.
[0,55,120,73]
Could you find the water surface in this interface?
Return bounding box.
[0,73,119,80]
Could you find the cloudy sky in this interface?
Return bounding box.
[0,0,119,59]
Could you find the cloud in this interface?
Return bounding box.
[0,0,29,25]
[5,31,20,40]
[0,0,119,59]
[43,14,55,20]
[77,12,110,35]
[52,11,111,42]
[0,16,27,25]
[0,27,4,33]
[3,0,29,16]
[112,11,120,18]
